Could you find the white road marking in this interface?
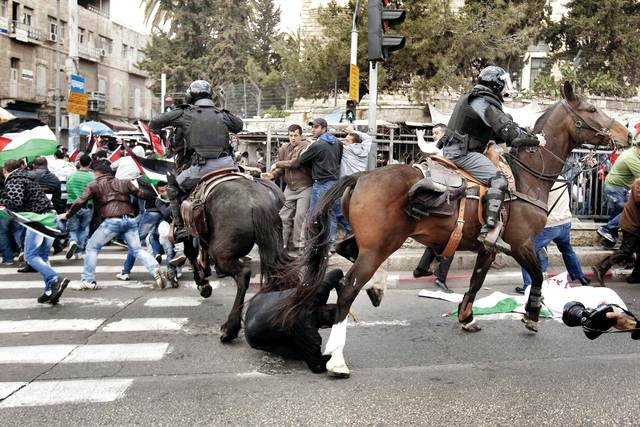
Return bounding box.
[0,280,149,290]
[0,378,133,408]
[144,297,202,307]
[0,318,105,334]
[349,320,410,327]
[0,382,26,400]
[103,317,188,332]
[0,297,132,310]
[237,371,270,378]
[0,343,170,364]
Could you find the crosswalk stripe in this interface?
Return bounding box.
[0,378,133,407]
[0,280,150,290]
[0,297,133,310]
[144,297,202,307]
[103,317,188,332]
[0,319,105,333]
[0,382,26,400]
[0,343,170,364]
[0,265,155,275]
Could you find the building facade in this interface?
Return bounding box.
[0,0,154,136]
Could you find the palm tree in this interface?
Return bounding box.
[140,0,174,28]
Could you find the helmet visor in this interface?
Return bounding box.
[500,73,513,98]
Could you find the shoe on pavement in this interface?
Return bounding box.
[578,276,591,286]
[70,280,98,291]
[49,278,69,305]
[155,254,162,264]
[434,279,453,293]
[37,293,52,304]
[626,274,640,284]
[515,286,527,295]
[591,266,606,287]
[66,241,78,260]
[166,269,179,288]
[152,268,168,289]
[17,264,36,273]
[116,272,130,281]
[597,227,616,244]
[413,268,434,278]
[17,252,24,262]
[169,254,187,267]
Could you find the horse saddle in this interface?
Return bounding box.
[406,159,467,218]
[181,167,253,238]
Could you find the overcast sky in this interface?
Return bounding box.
[110,0,301,35]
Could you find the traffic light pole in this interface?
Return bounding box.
[367,61,378,170]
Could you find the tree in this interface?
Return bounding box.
[248,0,281,72]
[543,0,640,97]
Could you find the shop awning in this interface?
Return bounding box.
[101,119,138,132]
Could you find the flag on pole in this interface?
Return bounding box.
[124,146,173,185]
[0,207,66,240]
[138,120,164,158]
[108,145,122,163]
[0,118,58,166]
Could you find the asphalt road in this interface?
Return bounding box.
[1,250,639,426]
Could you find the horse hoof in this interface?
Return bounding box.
[461,319,482,332]
[366,287,384,307]
[198,283,212,298]
[220,333,234,343]
[521,316,539,332]
[327,364,351,379]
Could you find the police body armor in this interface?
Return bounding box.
[186,104,232,163]
[443,86,503,159]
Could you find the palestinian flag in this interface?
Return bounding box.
[0,208,66,240]
[0,118,57,166]
[124,147,174,185]
[138,120,165,158]
[108,145,122,163]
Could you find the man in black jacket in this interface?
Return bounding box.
[0,159,68,304]
[149,80,244,241]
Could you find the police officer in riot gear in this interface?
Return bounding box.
[443,66,546,251]
[149,79,244,241]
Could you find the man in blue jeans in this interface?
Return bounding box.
[0,216,23,264]
[597,143,640,245]
[65,154,94,259]
[1,159,68,304]
[516,182,590,294]
[59,160,168,290]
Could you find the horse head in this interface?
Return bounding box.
[560,81,630,149]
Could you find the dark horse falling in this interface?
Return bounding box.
[273,82,630,378]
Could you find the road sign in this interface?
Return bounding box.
[70,75,85,94]
[349,64,360,101]
[67,92,88,115]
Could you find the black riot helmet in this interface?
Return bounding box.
[186,80,212,104]
[477,66,513,99]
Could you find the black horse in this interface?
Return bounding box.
[184,177,297,342]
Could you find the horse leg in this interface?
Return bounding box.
[510,240,543,332]
[184,239,212,298]
[217,257,250,343]
[324,249,388,378]
[457,249,494,332]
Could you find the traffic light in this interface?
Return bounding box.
[164,96,174,113]
[368,0,406,62]
[346,100,356,122]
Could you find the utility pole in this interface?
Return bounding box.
[366,61,377,169]
[160,73,166,115]
[66,0,79,151]
[54,0,61,142]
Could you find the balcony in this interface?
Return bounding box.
[79,45,104,62]
[88,92,107,112]
[9,21,44,44]
[128,60,148,77]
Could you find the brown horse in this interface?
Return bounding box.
[277,82,630,377]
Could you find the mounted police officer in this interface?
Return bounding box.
[443,66,546,251]
[149,80,244,241]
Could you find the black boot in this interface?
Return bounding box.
[478,173,510,252]
[167,179,189,242]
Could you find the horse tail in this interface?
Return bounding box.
[278,172,365,326]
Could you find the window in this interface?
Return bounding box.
[88,30,94,46]
[121,43,128,58]
[10,57,19,69]
[36,64,47,97]
[529,57,546,89]
[1,1,7,18]
[98,77,106,94]
[98,35,112,53]
[78,27,85,44]
[22,6,33,26]
[112,82,122,109]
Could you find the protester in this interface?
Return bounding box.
[516,179,590,294]
[59,160,168,290]
[266,124,313,255]
[112,145,145,180]
[592,177,640,286]
[597,142,640,246]
[64,154,94,259]
[415,123,447,157]
[0,159,69,304]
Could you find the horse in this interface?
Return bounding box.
[274,82,630,377]
[184,176,296,343]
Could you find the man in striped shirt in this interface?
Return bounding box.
[65,155,94,259]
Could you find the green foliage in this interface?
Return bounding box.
[543,0,640,97]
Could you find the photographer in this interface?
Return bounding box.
[606,311,640,337]
[563,301,640,340]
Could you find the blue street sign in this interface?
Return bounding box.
[70,75,85,94]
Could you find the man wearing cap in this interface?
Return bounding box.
[275,118,342,251]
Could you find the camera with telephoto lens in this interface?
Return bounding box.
[562,301,617,340]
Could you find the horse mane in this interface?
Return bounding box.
[532,102,559,134]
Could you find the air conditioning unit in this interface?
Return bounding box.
[99,48,107,57]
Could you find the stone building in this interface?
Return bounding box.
[0,0,153,135]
